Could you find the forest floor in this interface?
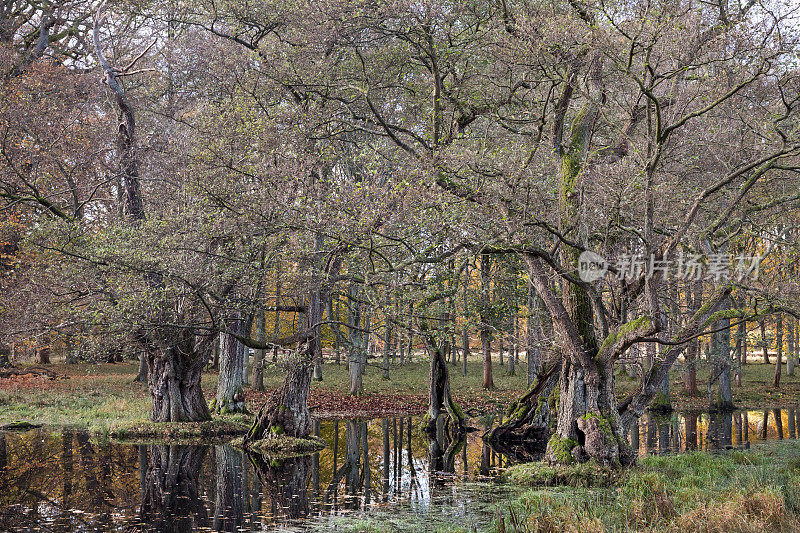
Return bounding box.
[0,352,798,431]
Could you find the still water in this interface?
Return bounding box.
[0,409,798,532]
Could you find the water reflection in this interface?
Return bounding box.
[0,408,797,531]
[629,408,800,455]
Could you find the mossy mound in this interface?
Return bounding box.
[504,459,615,487]
[102,419,250,441]
[237,434,327,456]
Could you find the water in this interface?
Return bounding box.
[0,409,797,531]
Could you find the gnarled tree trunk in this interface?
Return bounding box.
[147,332,211,422]
[484,363,559,461]
[421,333,465,438]
[244,347,313,442]
[212,315,248,415]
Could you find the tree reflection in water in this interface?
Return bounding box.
[140,445,209,532]
[249,452,311,520]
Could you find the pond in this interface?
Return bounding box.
[0,409,797,531]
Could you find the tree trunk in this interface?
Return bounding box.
[382,314,391,380]
[485,363,560,461]
[245,348,313,442]
[212,315,247,415]
[773,314,783,387]
[347,284,366,396]
[709,295,733,411]
[734,318,744,387]
[421,329,465,437]
[37,346,50,365]
[461,325,469,377]
[480,253,493,390]
[147,332,211,422]
[273,261,282,363]
[311,234,325,382]
[135,349,148,382]
[0,343,10,368]
[761,320,769,363]
[683,337,699,395]
[786,318,794,377]
[242,314,254,387]
[526,284,542,387]
[545,357,635,465]
[253,309,266,391]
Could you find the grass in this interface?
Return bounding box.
[0,352,798,431]
[499,440,800,532]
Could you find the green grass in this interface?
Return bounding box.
[500,440,800,532]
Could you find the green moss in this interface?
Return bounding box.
[580,412,616,441]
[505,459,615,487]
[600,316,652,352]
[650,391,671,410]
[547,434,578,464]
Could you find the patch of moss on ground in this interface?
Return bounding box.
[504,460,615,487]
[101,419,250,441]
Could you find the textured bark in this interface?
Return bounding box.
[773,314,783,387]
[212,316,247,415]
[480,253,494,390]
[761,320,770,363]
[461,325,469,377]
[347,284,366,396]
[484,363,560,461]
[709,296,733,411]
[139,445,209,532]
[135,349,148,382]
[526,285,542,387]
[253,309,266,391]
[421,332,465,437]
[147,333,211,422]
[245,349,313,442]
[546,357,635,465]
[788,319,795,377]
[683,338,699,395]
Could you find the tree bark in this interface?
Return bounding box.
[212,314,247,415]
[420,326,465,437]
[245,347,313,442]
[253,308,266,391]
[789,318,797,377]
[761,319,770,363]
[480,253,493,390]
[773,314,783,387]
[147,332,211,422]
[135,349,148,382]
[708,295,733,411]
[485,363,560,461]
[347,283,366,396]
